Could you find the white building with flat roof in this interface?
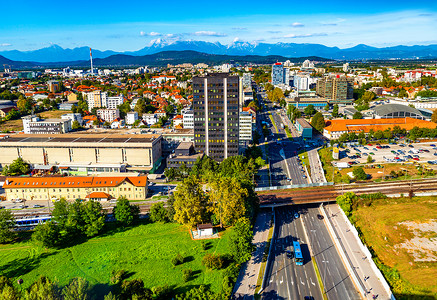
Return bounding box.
[126,112,138,125]
[182,110,194,129]
[97,109,120,123]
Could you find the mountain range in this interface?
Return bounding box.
[1,41,437,63]
[0,51,328,69]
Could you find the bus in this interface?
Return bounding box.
[293,241,304,265]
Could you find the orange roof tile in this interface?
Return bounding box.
[4,176,148,189]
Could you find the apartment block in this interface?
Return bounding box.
[193,73,239,162]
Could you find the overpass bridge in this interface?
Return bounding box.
[258,177,437,207]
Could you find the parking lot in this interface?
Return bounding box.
[339,141,437,166]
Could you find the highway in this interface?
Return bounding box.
[263,207,323,300]
[267,109,307,186]
[302,205,361,300]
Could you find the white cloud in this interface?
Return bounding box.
[320,18,346,26]
[194,31,227,37]
[0,43,11,47]
[140,31,162,36]
[283,33,328,38]
[291,22,304,27]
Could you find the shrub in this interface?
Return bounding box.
[110,269,128,284]
[152,284,172,299]
[171,253,184,266]
[182,269,193,282]
[202,253,224,270]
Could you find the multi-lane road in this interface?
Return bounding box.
[302,205,361,300]
[263,207,323,300]
[263,205,361,300]
[262,108,307,186]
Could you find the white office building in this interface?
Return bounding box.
[142,113,158,126]
[61,113,83,126]
[126,112,138,125]
[107,95,125,109]
[239,111,253,141]
[182,110,194,129]
[97,109,120,123]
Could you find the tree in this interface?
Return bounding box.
[24,276,60,300]
[0,276,19,300]
[353,111,363,119]
[229,217,254,264]
[2,157,30,176]
[208,177,248,227]
[398,89,408,98]
[304,104,316,116]
[62,278,90,300]
[267,87,284,103]
[82,200,105,237]
[332,104,339,117]
[336,192,357,217]
[432,110,437,123]
[113,197,140,226]
[311,112,325,132]
[17,97,33,113]
[32,221,60,248]
[134,99,146,116]
[353,167,368,181]
[173,176,207,228]
[324,103,330,111]
[149,202,169,223]
[72,120,81,130]
[0,210,16,243]
[367,155,373,164]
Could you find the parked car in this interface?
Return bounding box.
[413,157,419,161]
[33,204,44,208]
[317,214,324,220]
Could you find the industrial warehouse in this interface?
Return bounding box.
[0,134,162,174]
[3,176,148,202]
[323,117,437,139]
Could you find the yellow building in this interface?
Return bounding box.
[3,176,148,202]
[67,92,78,102]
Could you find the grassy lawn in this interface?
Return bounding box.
[0,221,232,297]
[353,197,437,299]
[1,110,72,132]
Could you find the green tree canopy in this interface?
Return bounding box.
[311,112,325,132]
[2,157,30,176]
[229,217,254,264]
[353,166,368,181]
[0,210,16,244]
[304,104,316,116]
[173,176,207,228]
[113,197,140,226]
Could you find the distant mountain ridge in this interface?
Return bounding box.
[2,41,437,62]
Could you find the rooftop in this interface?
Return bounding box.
[0,133,161,145]
[3,175,148,189]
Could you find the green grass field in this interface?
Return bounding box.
[1,110,72,132]
[0,221,232,297]
[353,197,437,299]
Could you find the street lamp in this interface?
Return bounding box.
[322,260,329,294]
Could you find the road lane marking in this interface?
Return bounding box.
[300,277,305,285]
[280,276,283,284]
[311,277,315,286]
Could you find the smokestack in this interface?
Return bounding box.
[90,48,93,75]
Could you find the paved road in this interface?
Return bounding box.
[268,110,307,186]
[324,204,391,300]
[263,207,323,299]
[233,210,272,299]
[302,205,361,300]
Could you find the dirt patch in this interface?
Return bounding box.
[395,220,437,262]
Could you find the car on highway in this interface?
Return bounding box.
[294,212,299,218]
[33,204,44,208]
[304,296,315,300]
[317,214,324,220]
[430,144,436,147]
[285,250,294,259]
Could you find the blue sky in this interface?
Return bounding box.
[1,0,436,51]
